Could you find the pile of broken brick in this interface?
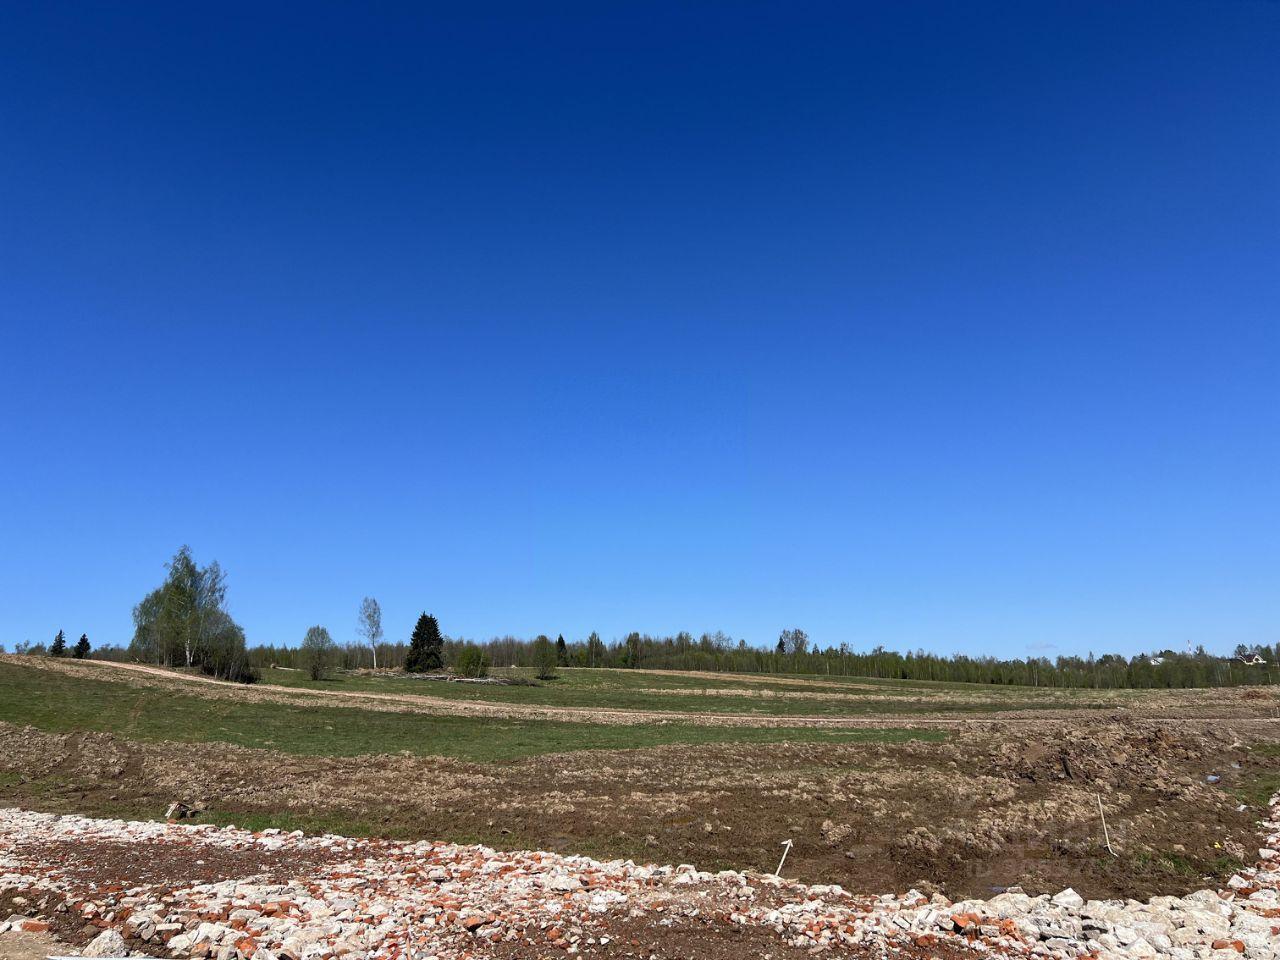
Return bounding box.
[1,791,1277,960]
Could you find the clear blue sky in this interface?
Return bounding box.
[1,2,1276,658]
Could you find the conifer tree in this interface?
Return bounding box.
[50,630,66,657]
[405,613,444,672]
[73,633,91,659]
[555,633,567,665]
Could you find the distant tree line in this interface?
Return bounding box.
[239,628,1280,689]
[10,545,1277,690]
[15,615,1278,689]
[12,629,92,659]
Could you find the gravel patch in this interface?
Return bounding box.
[1,795,1278,960]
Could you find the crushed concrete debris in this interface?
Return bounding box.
[1,795,1278,959]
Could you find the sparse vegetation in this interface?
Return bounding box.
[1234,742,1280,808]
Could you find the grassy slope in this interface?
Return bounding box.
[0,661,944,762]
[254,664,1136,716]
[1235,741,1280,807]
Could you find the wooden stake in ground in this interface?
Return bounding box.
[775,838,794,876]
[1096,793,1118,857]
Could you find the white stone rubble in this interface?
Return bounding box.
[0,792,1277,959]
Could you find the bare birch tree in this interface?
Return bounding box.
[357,596,383,669]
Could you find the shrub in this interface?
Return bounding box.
[532,635,558,680]
[300,625,338,680]
[454,644,490,679]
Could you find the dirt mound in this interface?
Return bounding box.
[988,719,1247,797]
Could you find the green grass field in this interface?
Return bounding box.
[253,663,1138,716]
[0,661,946,761]
[1234,741,1280,807]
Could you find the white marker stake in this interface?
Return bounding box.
[775,839,793,876]
[1097,793,1118,857]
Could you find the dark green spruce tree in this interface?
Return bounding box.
[405,613,444,672]
[50,630,66,657]
[73,633,91,659]
[555,634,567,665]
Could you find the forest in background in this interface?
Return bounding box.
[53,629,1276,690]
[10,547,1276,690]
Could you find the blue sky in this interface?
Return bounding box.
[1,2,1277,657]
